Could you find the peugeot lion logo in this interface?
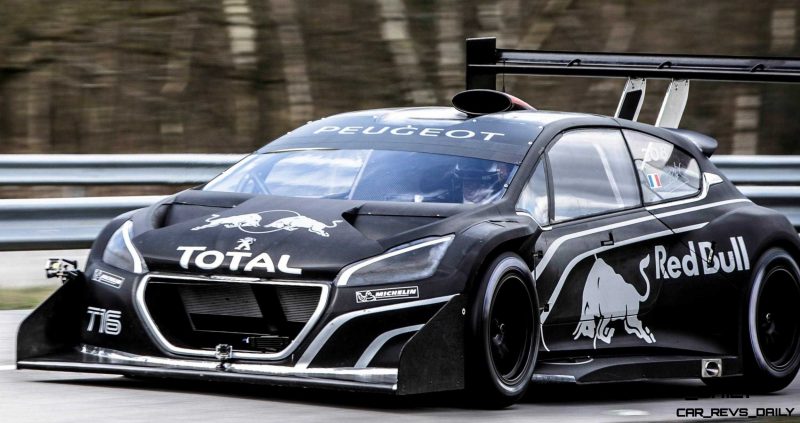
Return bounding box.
[235,237,256,251]
[191,210,342,237]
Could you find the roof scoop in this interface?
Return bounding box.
[451,89,535,116]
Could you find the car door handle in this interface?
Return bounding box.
[601,232,615,246]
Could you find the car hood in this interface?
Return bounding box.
[132,191,477,279]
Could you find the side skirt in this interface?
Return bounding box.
[532,354,743,384]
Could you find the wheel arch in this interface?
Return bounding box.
[752,235,800,270]
[705,203,800,274]
[459,223,536,298]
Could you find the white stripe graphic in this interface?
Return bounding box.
[296,295,455,369]
[354,324,424,368]
[535,198,749,278]
[121,220,144,274]
[539,222,707,351]
[540,222,706,323]
[652,199,750,219]
[532,174,721,278]
[534,215,656,278]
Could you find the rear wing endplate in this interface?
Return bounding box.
[466,37,800,127]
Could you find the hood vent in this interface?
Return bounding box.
[451,89,535,116]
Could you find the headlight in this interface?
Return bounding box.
[102,220,148,274]
[335,235,454,286]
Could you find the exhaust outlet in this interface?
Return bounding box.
[701,358,722,378]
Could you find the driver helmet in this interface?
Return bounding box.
[455,159,506,204]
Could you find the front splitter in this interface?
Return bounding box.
[17,345,398,394]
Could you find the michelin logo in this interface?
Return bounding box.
[573,256,655,348]
[356,286,419,303]
[192,210,341,238]
[655,236,749,280]
[91,269,124,289]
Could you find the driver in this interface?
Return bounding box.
[456,159,512,204]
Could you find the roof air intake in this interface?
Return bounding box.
[451,89,535,117]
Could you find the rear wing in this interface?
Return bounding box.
[465,37,800,127]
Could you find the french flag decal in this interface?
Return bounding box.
[646,173,662,189]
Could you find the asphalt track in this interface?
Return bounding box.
[2,310,800,422]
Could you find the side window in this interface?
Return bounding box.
[549,129,640,222]
[517,160,549,224]
[623,130,701,204]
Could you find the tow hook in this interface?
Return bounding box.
[215,344,233,370]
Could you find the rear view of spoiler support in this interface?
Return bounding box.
[465,37,800,127]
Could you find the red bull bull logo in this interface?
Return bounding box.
[573,256,655,348]
[191,210,341,237]
[572,236,748,348]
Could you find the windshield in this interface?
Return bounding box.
[204,149,518,205]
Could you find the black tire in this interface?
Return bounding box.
[465,252,539,408]
[705,248,800,393]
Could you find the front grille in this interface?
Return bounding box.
[180,284,263,318]
[246,335,291,352]
[276,285,320,323]
[141,275,325,357]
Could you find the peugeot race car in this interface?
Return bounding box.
[18,39,800,407]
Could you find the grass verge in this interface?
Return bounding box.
[0,286,56,310]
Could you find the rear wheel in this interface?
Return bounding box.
[465,253,539,408]
[706,248,800,393]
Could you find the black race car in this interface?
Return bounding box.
[18,38,800,407]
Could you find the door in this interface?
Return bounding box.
[518,128,672,352]
[622,129,740,354]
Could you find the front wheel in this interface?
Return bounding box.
[465,253,539,408]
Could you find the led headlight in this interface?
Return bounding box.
[102,220,148,274]
[335,235,454,286]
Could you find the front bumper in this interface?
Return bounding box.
[18,345,400,393]
[17,267,466,395]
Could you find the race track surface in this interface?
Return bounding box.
[1,310,798,422]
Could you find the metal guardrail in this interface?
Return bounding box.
[713,156,800,185]
[0,154,243,185]
[0,154,796,251]
[738,186,800,229]
[0,196,165,251]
